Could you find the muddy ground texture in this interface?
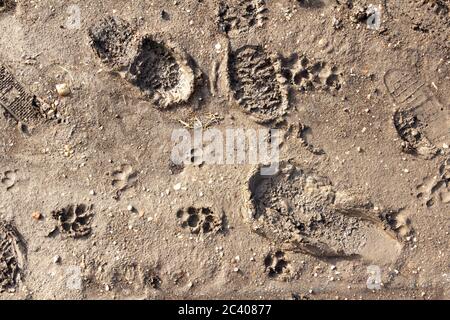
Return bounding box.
[0,0,449,300]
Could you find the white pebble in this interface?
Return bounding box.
[55,83,71,97]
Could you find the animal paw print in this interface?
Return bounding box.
[111,164,138,199]
[176,207,223,235]
[427,0,449,17]
[282,54,342,92]
[0,0,16,13]
[173,147,205,167]
[417,158,450,206]
[0,220,26,292]
[382,210,413,239]
[264,250,292,280]
[1,170,17,190]
[89,17,196,108]
[51,204,94,238]
[412,0,449,26]
[228,45,289,123]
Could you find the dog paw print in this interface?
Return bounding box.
[1,170,17,190]
[228,45,289,124]
[51,204,94,238]
[217,0,268,36]
[243,162,410,261]
[143,271,162,289]
[176,207,223,235]
[111,164,138,199]
[264,250,292,280]
[282,54,341,92]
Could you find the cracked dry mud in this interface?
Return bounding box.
[0,0,449,300]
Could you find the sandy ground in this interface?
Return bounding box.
[0,0,449,300]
